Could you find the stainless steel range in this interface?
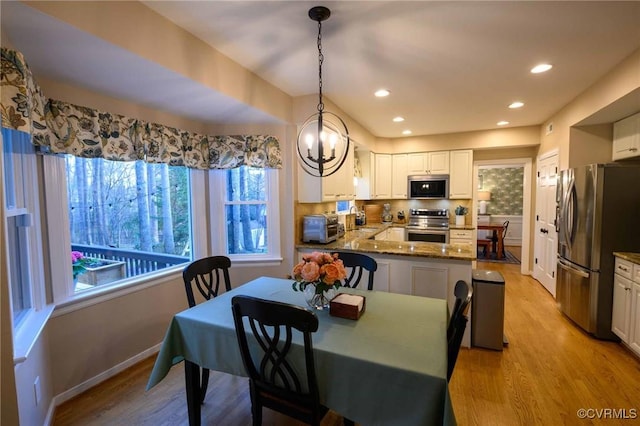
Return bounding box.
[406,208,450,243]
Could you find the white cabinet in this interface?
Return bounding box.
[391,154,408,199]
[613,112,640,161]
[449,150,473,199]
[387,227,406,241]
[373,227,406,242]
[612,269,632,341]
[449,229,473,246]
[612,256,640,356]
[355,150,372,200]
[372,153,392,199]
[298,145,355,202]
[407,151,450,175]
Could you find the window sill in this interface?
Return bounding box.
[53,266,183,317]
[13,304,55,366]
[228,256,283,267]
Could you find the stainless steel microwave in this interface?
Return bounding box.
[407,175,449,199]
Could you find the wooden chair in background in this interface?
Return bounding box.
[333,251,378,290]
[182,255,232,404]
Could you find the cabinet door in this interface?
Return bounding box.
[629,282,640,355]
[427,151,450,174]
[411,265,448,300]
[373,154,392,199]
[371,260,391,292]
[387,227,406,241]
[323,145,355,200]
[450,229,473,246]
[449,150,473,199]
[297,145,354,202]
[407,153,427,174]
[391,154,408,199]
[613,113,640,161]
[612,273,632,341]
[374,229,388,241]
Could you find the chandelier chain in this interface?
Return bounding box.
[317,19,324,113]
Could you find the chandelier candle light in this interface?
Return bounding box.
[296,6,350,177]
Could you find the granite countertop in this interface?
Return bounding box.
[613,252,640,264]
[297,223,476,261]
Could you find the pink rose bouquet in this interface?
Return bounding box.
[292,251,348,294]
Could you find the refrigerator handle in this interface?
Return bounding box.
[558,257,590,278]
[562,175,576,245]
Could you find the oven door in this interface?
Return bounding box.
[406,228,449,244]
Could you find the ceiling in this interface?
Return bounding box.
[2,1,640,138]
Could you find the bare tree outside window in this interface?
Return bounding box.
[66,157,191,292]
[225,166,268,254]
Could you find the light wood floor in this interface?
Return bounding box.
[53,263,640,425]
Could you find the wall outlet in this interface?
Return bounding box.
[34,376,41,406]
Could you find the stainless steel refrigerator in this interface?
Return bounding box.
[556,163,640,340]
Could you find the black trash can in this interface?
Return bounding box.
[471,269,506,351]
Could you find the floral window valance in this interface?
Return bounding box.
[1,47,281,170]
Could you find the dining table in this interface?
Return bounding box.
[478,224,506,259]
[146,276,456,426]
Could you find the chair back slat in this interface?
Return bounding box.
[333,251,377,290]
[232,295,325,425]
[182,256,232,307]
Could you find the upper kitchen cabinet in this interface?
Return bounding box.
[391,154,408,199]
[449,150,473,199]
[372,153,392,199]
[613,112,640,161]
[298,145,355,203]
[407,151,450,175]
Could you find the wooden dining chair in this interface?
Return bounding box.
[447,280,472,382]
[333,251,378,290]
[476,238,492,258]
[500,220,510,258]
[182,255,232,404]
[231,295,329,426]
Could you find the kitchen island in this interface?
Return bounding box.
[297,224,475,346]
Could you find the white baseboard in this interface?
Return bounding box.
[45,343,162,425]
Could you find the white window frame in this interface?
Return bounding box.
[42,155,207,309]
[209,167,281,264]
[2,129,52,365]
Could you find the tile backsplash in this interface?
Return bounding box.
[478,167,524,215]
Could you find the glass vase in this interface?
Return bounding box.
[303,283,336,310]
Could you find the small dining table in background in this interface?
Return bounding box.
[147,276,456,426]
[478,223,506,259]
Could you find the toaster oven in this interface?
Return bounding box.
[302,214,340,244]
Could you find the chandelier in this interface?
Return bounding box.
[296,6,350,178]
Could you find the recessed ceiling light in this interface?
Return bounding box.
[509,101,524,109]
[531,64,552,74]
[402,130,412,135]
[497,121,510,126]
[393,116,405,122]
[374,89,390,97]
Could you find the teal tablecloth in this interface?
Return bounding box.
[147,276,456,426]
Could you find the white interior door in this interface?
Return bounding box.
[533,152,558,296]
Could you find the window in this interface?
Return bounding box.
[2,127,44,328]
[336,200,353,214]
[210,166,280,262]
[64,157,193,293]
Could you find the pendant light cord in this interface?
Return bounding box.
[317,19,324,114]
